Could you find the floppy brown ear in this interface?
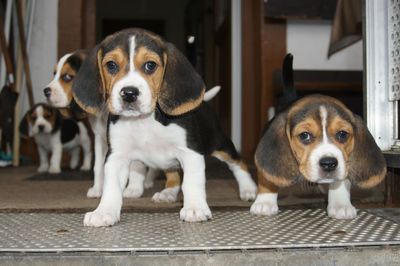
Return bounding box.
[255,112,301,187]
[348,115,387,189]
[19,112,31,138]
[72,45,104,114]
[158,43,205,116]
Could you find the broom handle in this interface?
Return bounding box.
[15,0,34,107]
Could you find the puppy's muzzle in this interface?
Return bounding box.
[120,86,139,103]
[38,125,45,132]
[43,87,52,98]
[319,157,338,172]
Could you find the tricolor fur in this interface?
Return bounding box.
[71,28,257,227]
[251,54,386,219]
[45,50,221,200]
[19,103,92,174]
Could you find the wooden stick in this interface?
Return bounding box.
[15,0,34,107]
[12,0,26,167]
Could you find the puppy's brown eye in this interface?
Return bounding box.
[106,61,119,74]
[61,74,73,82]
[298,132,313,144]
[143,61,157,74]
[336,130,349,143]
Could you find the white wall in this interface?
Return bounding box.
[19,0,58,117]
[287,20,363,70]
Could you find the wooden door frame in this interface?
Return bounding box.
[58,0,96,57]
[241,0,286,161]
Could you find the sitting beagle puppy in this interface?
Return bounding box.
[71,28,257,226]
[43,50,221,201]
[250,55,386,219]
[19,103,92,174]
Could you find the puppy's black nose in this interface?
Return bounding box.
[120,87,139,103]
[43,87,51,98]
[38,125,45,132]
[319,157,338,172]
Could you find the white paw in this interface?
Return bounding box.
[250,193,278,216]
[144,179,154,189]
[250,201,279,216]
[180,206,212,222]
[327,204,357,219]
[80,164,91,171]
[239,182,257,201]
[48,166,61,174]
[240,190,257,201]
[152,187,180,203]
[37,165,48,173]
[83,209,120,227]
[123,187,143,198]
[86,186,102,198]
[70,161,79,170]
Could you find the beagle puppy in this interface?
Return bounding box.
[44,50,110,197]
[19,103,92,174]
[44,50,221,201]
[250,55,386,219]
[71,28,257,226]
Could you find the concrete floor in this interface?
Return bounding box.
[0,163,387,212]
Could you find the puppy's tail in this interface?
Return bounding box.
[282,53,297,105]
[204,86,221,102]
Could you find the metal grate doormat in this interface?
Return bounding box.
[0,209,399,253]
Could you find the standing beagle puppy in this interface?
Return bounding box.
[19,103,92,173]
[44,50,108,197]
[44,50,153,198]
[251,55,386,219]
[72,28,257,226]
[44,50,222,201]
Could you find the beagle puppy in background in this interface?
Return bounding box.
[251,54,386,219]
[19,103,92,174]
[44,49,108,197]
[43,49,221,201]
[71,28,257,226]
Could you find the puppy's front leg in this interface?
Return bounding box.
[152,170,181,203]
[84,155,130,227]
[250,171,279,216]
[144,168,159,189]
[179,150,211,222]
[123,161,146,198]
[77,122,92,171]
[327,179,357,219]
[48,143,62,174]
[37,146,49,173]
[87,134,106,198]
[69,147,80,169]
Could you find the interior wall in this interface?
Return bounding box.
[96,0,189,51]
[20,0,58,118]
[287,20,363,70]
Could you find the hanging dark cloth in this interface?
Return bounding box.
[328,0,362,57]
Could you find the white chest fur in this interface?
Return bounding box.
[109,114,187,169]
[34,131,61,151]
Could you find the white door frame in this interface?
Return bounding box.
[231,0,242,150]
[364,0,399,151]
